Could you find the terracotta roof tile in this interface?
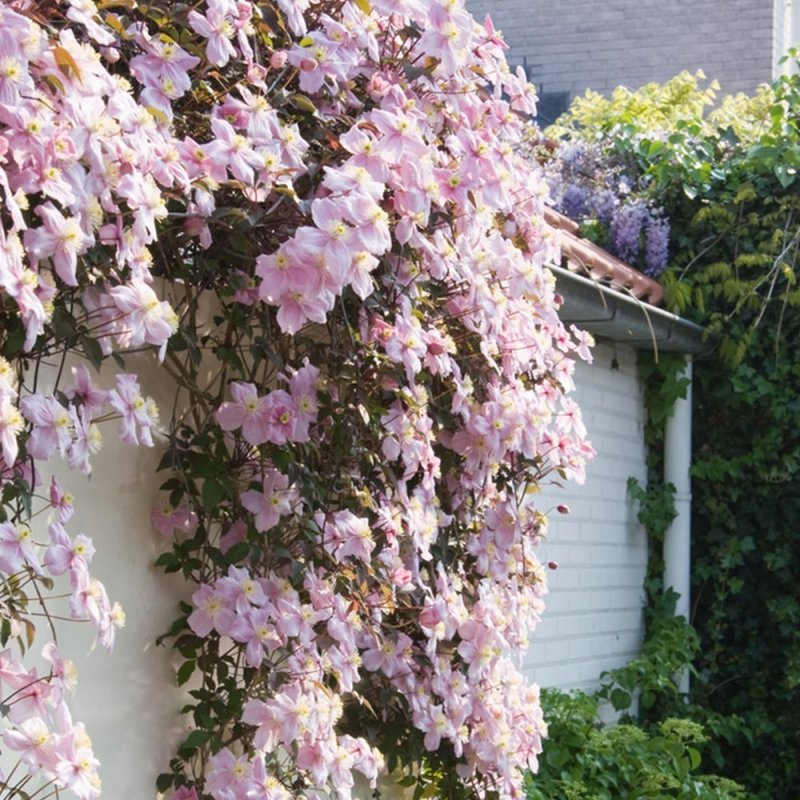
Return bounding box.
[544,207,664,306]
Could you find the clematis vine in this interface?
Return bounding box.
[0,1,597,800]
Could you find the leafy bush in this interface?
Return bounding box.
[546,58,800,798]
[525,610,744,800]
[525,690,746,800]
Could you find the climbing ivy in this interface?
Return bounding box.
[549,59,800,798]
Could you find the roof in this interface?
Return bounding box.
[545,207,712,356]
[545,207,663,305]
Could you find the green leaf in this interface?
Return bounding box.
[545,746,571,770]
[223,541,251,565]
[52,306,77,339]
[81,336,104,372]
[3,321,26,356]
[176,660,195,686]
[609,688,632,711]
[774,163,796,188]
[201,479,226,509]
[154,552,179,568]
[180,729,212,751]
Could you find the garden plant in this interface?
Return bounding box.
[0,1,595,799]
[545,66,800,798]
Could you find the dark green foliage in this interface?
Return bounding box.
[550,57,800,797]
[690,316,800,798]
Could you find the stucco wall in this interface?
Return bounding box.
[525,341,649,693]
[466,0,778,100]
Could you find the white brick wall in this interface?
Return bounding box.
[526,342,649,693]
[466,0,777,99]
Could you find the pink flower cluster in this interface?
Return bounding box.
[0,359,149,795]
[0,0,600,798]
[12,366,158,477]
[217,361,319,447]
[150,0,594,797]
[1,644,102,800]
[0,2,181,356]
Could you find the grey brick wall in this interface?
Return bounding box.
[466,0,778,102]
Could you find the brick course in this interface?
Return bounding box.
[466,0,778,100]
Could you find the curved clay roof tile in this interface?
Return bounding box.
[544,207,664,306]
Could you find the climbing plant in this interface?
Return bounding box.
[547,61,800,798]
[0,2,594,799]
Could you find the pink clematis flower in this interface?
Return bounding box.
[108,373,156,446]
[228,607,281,667]
[217,382,269,445]
[44,522,95,577]
[361,632,413,678]
[151,502,198,538]
[216,566,268,614]
[205,117,262,183]
[109,280,176,357]
[5,668,55,725]
[188,583,233,637]
[241,469,297,533]
[287,360,319,441]
[49,476,75,522]
[173,788,199,800]
[23,203,93,286]
[0,521,42,575]
[66,0,115,45]
[65,365,109,418]
[0,392,23,467]
[52,729,101,800]
[261,390,298,446]
[188,0,237,66]
[117,174,167,243]
[20,394,72,460]
[3,716,57,771]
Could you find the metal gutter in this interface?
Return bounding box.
[551,264,713,356]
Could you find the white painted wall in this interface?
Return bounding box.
[21,354,188,800]
[526,342,649,693]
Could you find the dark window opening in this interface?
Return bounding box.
[536,91,570,127]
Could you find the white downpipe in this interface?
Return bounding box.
[663,356,693,693]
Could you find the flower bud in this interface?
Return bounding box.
[270,50,288,69]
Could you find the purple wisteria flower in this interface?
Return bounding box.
[610,201,648,263]
[590,189,619,225]
[644,213,670,276]
[561,184,591,218]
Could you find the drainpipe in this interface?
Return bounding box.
[663,356,693,693]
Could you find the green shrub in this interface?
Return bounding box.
[525,690,747,800]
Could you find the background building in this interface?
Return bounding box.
[466,0,800,123]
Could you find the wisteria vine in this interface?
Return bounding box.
[540,139,671,277]
[0,1,595,799]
